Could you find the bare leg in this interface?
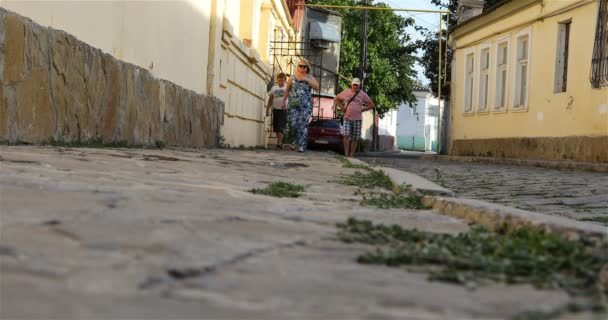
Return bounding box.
[349,140,358,157]
[343,136,350,157]
[277,133,284,146]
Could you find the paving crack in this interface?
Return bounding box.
[164,239,308,282]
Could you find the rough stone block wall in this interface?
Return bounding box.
[0,8,223,147]
[450,136,608,163]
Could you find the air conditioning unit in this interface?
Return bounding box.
[311,39,330,49]
[309,21,340,50]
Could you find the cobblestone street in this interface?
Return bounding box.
[362,157,608,225]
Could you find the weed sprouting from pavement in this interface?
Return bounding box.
[335,162,425,209]
[40,138,146,149]
[217,135,267,150]
[336,218,608,312]
[336,155,349,164]
[336,155,370,170]
[336,170,393,190]
[343,162,370,170]
[250,182,304,198]
[357,191,427,209]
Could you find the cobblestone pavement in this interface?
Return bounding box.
[362,157,608,225]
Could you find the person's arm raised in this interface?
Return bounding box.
[306,75,320,91]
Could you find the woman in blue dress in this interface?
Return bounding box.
[280,59,319,152]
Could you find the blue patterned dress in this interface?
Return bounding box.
[288,77,313,150]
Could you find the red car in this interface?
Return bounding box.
[307,119,343,153]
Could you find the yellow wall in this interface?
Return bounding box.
[451,0,607,141]
[1,0,297,147]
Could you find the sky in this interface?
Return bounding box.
[375,0,444,84]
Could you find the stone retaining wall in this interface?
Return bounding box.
[0,8,223,147]
[450,136,608,163]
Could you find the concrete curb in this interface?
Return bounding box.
[349,157,608,237]
[376,167,455,197]
[422,197,607,237]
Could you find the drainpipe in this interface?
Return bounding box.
[206,0,225,95]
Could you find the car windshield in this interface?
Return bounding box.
[309,120,340,129]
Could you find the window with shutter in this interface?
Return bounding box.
[591,0,608,88]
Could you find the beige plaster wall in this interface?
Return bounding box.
[0,0,212,94]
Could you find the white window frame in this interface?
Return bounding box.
[493,37,510,112]
[463,47,477,114]
[477,43,492,113]
[513,28,532,111]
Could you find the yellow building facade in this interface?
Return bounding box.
[450,0,608,162]
[0,0,296,147]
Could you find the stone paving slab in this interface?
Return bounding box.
[0,146,596,319]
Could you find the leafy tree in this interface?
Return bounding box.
[415,0,505,100]
[308,0,418,116]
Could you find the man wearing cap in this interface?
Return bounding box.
[334,78,375,157]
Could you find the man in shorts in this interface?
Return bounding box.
[334,78,375,157]
[266,73,288,149]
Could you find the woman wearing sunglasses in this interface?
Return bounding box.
[280,59,319,152]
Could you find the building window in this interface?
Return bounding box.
[555,20,571,93]
[494,41,509,110]
[464,53,475,113]
[514,34,530,108]
[478,47,490,112]
[591,0,608,88]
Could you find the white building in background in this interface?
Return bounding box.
[378,85,443,152]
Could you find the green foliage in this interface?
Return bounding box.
[40,138,139,149]
[337,218,608,309]
[155,140,166,149]
[308,0,418,116]
[335,155,368,169]
[357,138,370,152]
[343,162,370,170]
[250,182,305,198]
[217,136,267,150]
[335,170,393,190]
[358,191,426,209]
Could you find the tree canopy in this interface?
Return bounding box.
[308,0,418,116]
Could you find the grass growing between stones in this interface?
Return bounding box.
[250,182,304,198]
[336,155,370,170]
[217,135,268,151]
[335,170,393,190]
[335,165,427,209]
[36,138,166,149]
[358,192,427,209]
[337,218,608,314]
